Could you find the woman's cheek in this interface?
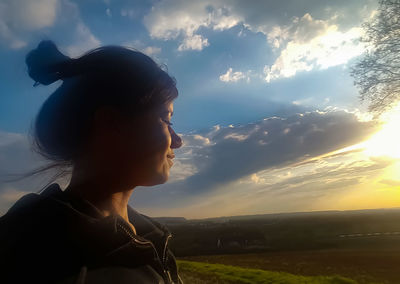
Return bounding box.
[155,124,172,150]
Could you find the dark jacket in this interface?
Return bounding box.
[0,183,183,284]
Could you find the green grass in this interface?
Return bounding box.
[177,260,358,284]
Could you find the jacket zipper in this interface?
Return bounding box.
[162,233,172,265]
[116,221,174,283]
[116,222,158,253]
[163,233,173,283]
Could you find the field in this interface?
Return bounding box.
[177,260,357,284]
[157,208,400,284]
[179,248,399,284]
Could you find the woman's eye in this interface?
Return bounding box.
[162,119,173,126]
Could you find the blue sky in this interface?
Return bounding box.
[4,0,400,218]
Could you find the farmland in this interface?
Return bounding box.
[179,248,398,284]
[156,208,400,283]
[177,260,357,284]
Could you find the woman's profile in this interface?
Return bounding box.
[0,40,184,284]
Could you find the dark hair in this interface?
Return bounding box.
[5,40,178,191]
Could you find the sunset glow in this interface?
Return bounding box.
[364,105,400,159]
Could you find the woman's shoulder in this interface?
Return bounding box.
[0,192,47,229]
[0,184,68,229]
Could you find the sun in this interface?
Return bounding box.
[363,104,400,159]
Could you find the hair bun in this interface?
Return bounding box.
[26,40,71,86]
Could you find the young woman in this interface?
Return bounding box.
[0,41,184,283]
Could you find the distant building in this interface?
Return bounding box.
[217,238,222,248]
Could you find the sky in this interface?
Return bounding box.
[1,0,400,219]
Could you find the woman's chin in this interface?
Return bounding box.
[141,172,169,186]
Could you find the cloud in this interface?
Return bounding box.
[180,110,377,194]
[219,68,246,83]
[250,173,265,184]
[178,34,209,51]
[120,9,137,19]
[167,159,198,182]
[61,0,101,57]
[143,0,242,51]
[65,22,101,57]
[247,157,393,195]
[135,152,394,218]
[141,46,162,56]
[106,8,112,18]
[263,14,365,82]
[0,0,58,49]
[0,0,101,56]
[122,40,162,58]
[223,0,377,34]
[379,179,400,187]
[132,110,379,212]
[142,0,376,75]
[219,154,395,216]
[265,13,330,49]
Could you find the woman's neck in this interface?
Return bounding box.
[65,176,135,226]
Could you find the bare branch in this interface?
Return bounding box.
[351,0,400,114]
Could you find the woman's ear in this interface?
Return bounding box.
[93,106,125,136]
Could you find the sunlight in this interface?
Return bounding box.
[364,104,400,159]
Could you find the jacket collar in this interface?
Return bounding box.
[40,183,171,242]
[5,183,175,282]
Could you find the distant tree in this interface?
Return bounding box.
[351,0,400,114]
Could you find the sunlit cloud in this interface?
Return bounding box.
[219,68,251,83]
[143,0,242,51]
[263,14,366,82]
[178,34,209,51]
[142,0,375,79]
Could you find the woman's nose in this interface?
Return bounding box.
[169,126,183,149]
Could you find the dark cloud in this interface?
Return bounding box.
[182,110,377,193]
[132,110,379,208]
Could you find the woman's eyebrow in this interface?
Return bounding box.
[161,110,173,116]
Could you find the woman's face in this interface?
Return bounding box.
[119,101,183,187]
